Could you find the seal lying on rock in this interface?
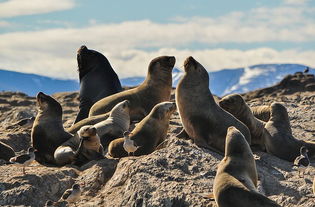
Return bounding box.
[74,45,122,123]
[67,100,130,149]
[0,141,15,162]
[108,102,176,158]
[213,126,281,207]
[89,56,175,121]
[219,94,267,150]
[264,103,315,161]
[175,56,251,153]
[31,92,72,165]
[54,125,104,166]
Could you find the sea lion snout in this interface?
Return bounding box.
[184,56,198,71]
[122,100,130,108]
[167,56,176,67]
[77,45,88,54]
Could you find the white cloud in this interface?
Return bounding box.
[0,0,75,18]
[0,21,11,27]
[283,0,309,5]
[0,5,315,79]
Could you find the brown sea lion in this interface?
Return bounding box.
[264,102,315,161]
[74,45,122,123]
[67,100,130,149]
[0,141,15,162]
[108,101,176,158]
[31,92,72,165]
[219,94,267,150]
[213,126,281,207]
[89,56,175,121]
[54,125,104,166]
[251,105,271,122]
[175,56,251,153]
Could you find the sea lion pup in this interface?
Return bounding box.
[89,56,176,121]
[54,125,104,166]
[213,126,281,207]
[67,100,130,149]
[32,92,72,165]
[175,56,251,153]
[108,101,176,158]
[219,94,266,150]
[250,105,271,122]
[73,45,122,123]
[264,102,315,161]
[0,141,15,162]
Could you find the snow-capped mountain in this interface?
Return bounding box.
[0,64,313,96]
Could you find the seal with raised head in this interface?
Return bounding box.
[54,125,104,166]
[67,100,130,149]
[175,56,251,153]
[0,141,15,162]
[219,94,267,150]
[89,56,175,121]
[31,92,72,165]
[264,102,315,161]
[108,101,176,158]
[73,45,122,123]
[213,126,281,207]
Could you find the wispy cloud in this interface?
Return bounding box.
[0,0,75,18]
[0,5,314,79]
[283,0,309,5]
[0,21,11,27]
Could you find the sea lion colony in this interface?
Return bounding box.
[0,46,314,206]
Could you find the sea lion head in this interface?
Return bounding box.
[219,94,245,115]
[77,45,111,79]
[110,100,130,117]
[36,92,62,116]
[183,56,209,83]
[148,56,175,75]
[78,125,97,140]
[270,102,289,122]
[151,101,177,120]
[225,126,252,158]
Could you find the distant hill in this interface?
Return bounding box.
[1,64,314,96]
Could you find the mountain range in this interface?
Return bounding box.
[0,64,313,97]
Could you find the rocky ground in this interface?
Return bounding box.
[0,72,314,207]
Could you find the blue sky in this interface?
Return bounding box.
[0,0,315,79]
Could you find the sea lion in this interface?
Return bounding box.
[251,105,270,122]
[313,177,315,195]
[175,56,251,153]
[31,92,72,165]
[67,100,130,149]
[73,45,122,123]
[264,102,315,161]
[0,141,15,162]
[213,126,281,207]
[108,101,176,158]
[54,125,104,166]
[89,56,175,121]
[219,94,267,150]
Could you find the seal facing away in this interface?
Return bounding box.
[264,103,315,161]
[108,102,176,158]
[67,100,130,150]
[0,141,15,162]
[213,126,281,207]
[74,45,122,123]
[219,94,267,150]
[89,56,175,121]
[175,56,251,153]
[54,125,104,166]
[31,92,72,165]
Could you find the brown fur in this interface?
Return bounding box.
[108,102,176,158]
[175,56,251,153]
[213,127,281,207]
[251,105,270,122]
[89,56,175,121]
[31,92,72,165]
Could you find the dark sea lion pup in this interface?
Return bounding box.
[74,45,122,123]
[108,101,176,158]
[175,56,251,153]
[213,126,281,207]
[31,92,72,165]
[89,56,175,121]
[264,102,315,161]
